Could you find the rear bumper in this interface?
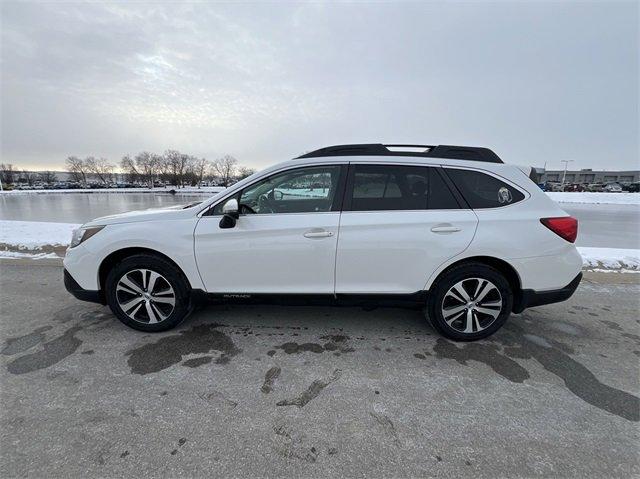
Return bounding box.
[513,272,582,314]
[64,269,104,304]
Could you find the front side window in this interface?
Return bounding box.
[444,168,525,208]
[214,165,343,215]
[346,165,459,211]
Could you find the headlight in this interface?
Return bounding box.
[69,226,105,248]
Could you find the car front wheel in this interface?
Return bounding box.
[426,263,513,341]
[105,254,192,332]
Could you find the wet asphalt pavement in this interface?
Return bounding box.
[1,261,639,478]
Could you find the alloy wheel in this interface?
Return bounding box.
[441,278,503,334]
[115,269,176,324]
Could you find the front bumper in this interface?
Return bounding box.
[63,269,104,304]
[513,272,582,314]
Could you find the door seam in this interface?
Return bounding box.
[333,162,351,298]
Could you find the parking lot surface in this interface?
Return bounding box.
[1,261,639,478]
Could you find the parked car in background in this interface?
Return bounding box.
[627,182,640,193]
[563,183,584,192]
[64,143,582,342]
[604,183,623,193]
[587,183,605,192]
[547,182,564,192]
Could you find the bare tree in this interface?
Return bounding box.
[192,157,210,188]
[237,166,256,181]
[0,163,16,185]
[120,155,141,184]
[39,171,57,185]
[86,157,114,185]
[157,155,171,185]
[132,152,161,188]
[183,155,196,186]
[65,156,89,187]
[212,155,238,187]
[21,170,36,186]
[163,150,192,187]
[182,156,199,186]
[150,154,163,187]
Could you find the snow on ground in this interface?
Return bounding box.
[0,220,79,250]
[578,247,640,272]
[545,192,640,205]
[0,251,60,260]
[1,220,638,271]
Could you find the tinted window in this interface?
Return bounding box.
[347,165,459,211]
[445,168,525,208]
[214,165,342,215]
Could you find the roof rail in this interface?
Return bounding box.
[295,143,503,163]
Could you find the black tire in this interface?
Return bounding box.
[426,262,513,341]
[105,254,192,332]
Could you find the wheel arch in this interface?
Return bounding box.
[97,247,190,302]
[426,256,523,312]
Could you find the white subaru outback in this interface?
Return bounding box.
[64,144,582,341]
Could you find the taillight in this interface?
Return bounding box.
[540,217,578,243]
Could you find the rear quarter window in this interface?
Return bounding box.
[445,168,525,208]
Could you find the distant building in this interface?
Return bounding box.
[540,169,639,184]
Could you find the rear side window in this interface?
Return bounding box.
[445,168,525,208]
[346,165,459,211]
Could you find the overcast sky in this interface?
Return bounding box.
[1,1,638,171]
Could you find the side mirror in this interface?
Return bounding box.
[222,198,239,217]
[219,198,239,229]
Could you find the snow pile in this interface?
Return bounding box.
[546,192,640,205]
[0,250,60,260]
[0,220,79,250]
[578,247,640,272]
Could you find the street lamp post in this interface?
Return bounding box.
[560,160,574,187]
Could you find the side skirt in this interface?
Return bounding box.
[190,290,428,309]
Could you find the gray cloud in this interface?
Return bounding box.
[1,1,638,170]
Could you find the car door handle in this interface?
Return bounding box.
[431,225,461,233]
[303,229,334,239]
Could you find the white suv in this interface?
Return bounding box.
[64,144,582,340]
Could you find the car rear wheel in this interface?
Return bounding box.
[105,254,192,332]
[426,263,513,341]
